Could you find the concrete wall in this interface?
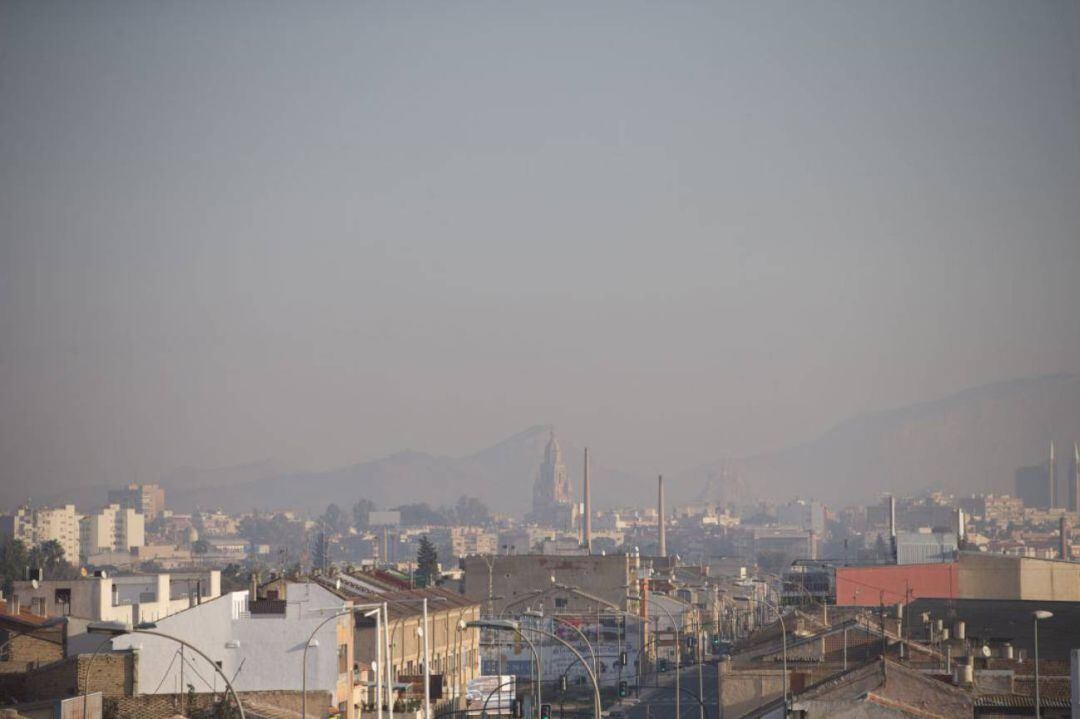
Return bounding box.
[957,553,1023,600]
[105,690,330,719]
[1017,556,1080,600]
[462,555,635,615]
[718,666,784,719]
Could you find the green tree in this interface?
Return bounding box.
[756,550,793,575]
[352,499,376,531]
[454,495,490,526]
[321,503,350,535]
[415,535,439,587]
[192,539,210,555]
[0,537,29,594]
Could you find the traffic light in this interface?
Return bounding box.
[711,634,721,653]
[618,680,628,698]
[540,704,551,719]
[658,658,668,673]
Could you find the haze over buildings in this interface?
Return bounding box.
[2,1,1080,504]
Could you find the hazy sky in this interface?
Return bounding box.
[2,1,1079,493]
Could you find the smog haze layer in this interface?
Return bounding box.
[2,1,1079,501]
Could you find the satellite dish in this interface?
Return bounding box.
[981,645,992,658]
[31,579,39,589]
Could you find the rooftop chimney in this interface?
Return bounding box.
[583,448,592,553]
[658,475,667,558]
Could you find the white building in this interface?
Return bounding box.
[109,582,356,719]
[0,505,80,564]
[79,504,145,559]
[896,530,958,565]
[11,570,220,628]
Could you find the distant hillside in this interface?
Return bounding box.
[42,373,1080,515]
[161,425,651,515]
[691,373,1080,506]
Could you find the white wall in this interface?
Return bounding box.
[110,582,351,697]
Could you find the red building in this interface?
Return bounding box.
[835,563,959,606]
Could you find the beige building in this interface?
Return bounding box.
[303,577,482,715]
[0,505,80,565]
[958,552,1080,601]
[462,553,642,615]
[449,527,498,558]
[79,504,145,559]
[107,483,165,521]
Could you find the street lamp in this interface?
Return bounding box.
[467,618,542,719]
[471,619,602,719]
[527,611,598,686]
[743,595,788,712]
[87,621,246,719]
[1032,610,1053,719]
[635,595,681,719]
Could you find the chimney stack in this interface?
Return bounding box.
[583,448,592,553]
[658,475,667,558]
[1073,442,1080,513]
[1060,515,1070,561]
[1050,441,1057,508]
[888,495,896,538]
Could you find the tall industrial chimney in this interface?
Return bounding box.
[1073,442,1080,513]
[583,447,592,553]
[1060,515,1070,561]
[888,495,896,538]
[1049,441,1057,508]
[888,495,897,563]
[658,475,667,558]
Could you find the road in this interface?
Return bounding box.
[617,664,722,719]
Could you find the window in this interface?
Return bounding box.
[555,597,568,609]
[30,597,46,616]
[54,589,72,614]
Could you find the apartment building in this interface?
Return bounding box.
[79,504,145,559]
[0,506,80,565]
[107,483,165,521]
[449,527,498,558]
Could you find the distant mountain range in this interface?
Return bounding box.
[712,373,1080,506]
[32,372,1080,514]
[155,425,649,515]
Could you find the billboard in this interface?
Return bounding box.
[466,675,515,714]
[480,615,643,685]
[369,511,401,527]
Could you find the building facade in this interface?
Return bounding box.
[107,484,166,521]
[0,506,81,565]
[79,505,145,559]
[109,581,356,719]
